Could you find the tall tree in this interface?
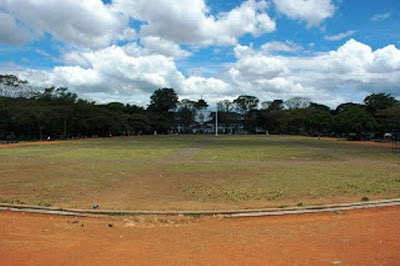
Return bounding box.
[282,108,310,135]
[334,102,362,115]
[305,110,333,137]
[376,105,400,131]
[364,93,398,114]
[217,100,234,112]
[147,88,178,113]
[257,100,284,133]
[309,102,331,112]
[176,99,198,132]
[147,88,178,133]
[233,95,259,114]
[334,106,376,134]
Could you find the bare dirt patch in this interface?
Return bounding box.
[315,137,393,148]
[1,206,399,265]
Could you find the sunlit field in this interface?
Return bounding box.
[1,135,399,210]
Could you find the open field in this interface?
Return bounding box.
[1,135,399,210]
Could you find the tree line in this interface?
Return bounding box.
[0,74,399,140]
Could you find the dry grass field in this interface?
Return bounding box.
[1,135,399,210]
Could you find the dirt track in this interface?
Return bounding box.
[1,206,400,265]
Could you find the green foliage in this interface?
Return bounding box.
[257,100,285,133]
[38,201,52,207]
[334,106,376,134]
[147,88,178,113]
[305,110,333,136]
[361,196,369,202]
[376,105,400,130]
[146,88,179,133]
[233,95,259,114]
[1,74,399,140]
[364,93,398,114]
[176,99,198,131]
[334,102,362,114]
[217,100,234,112]
[281,108,310,135]
[0,199,26,204]
[309,102,331,112]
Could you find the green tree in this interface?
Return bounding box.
[147,88,178,133]
[364,93,398,114]
[282,108,311,135]
[233,95,259,132]
[257,100,284,133]
[147,88,178,113]
[334,102,362,115]
[309,103,331,112]
[176,99,198,132]
[233,95,259,114]
[334,106,376,134]
[376,105,400,130]
[217,100,234,112]
[305,110,333,137]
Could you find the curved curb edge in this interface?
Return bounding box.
[1,198,399,218]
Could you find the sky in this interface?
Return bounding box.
[0,0,399,108]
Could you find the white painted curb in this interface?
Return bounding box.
[1,198,399,217]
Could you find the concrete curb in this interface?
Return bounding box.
[1,198,399,217]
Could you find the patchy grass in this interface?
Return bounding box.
[37,201,52,207]
[361,196,370,202]
[175,161,400,203]
[0,135,399,210]
[194,135,338,162]
[0,199,26,205]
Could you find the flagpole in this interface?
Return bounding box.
[215,103,218,136]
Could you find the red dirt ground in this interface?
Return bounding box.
[0,138,97,148]
[1,206,399,265]
[318,137,394,148]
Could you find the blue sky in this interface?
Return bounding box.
[0,0,399,108]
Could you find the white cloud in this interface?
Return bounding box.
[182,76,233,99]
[5,38,400,108]
[113,0,276,46]
[325,30,356,41]
[272,0,335,28]
[232,45,288,80]
[0,0,133,49]
[226,39,400,106]
[261,40,303,53]
[7,44,231,105]
[140,36,192,59]
[371,12,391,22]
[53,66,103,90]
[368,45,400,73]
[56,46,185,93]
[0,11,31,45]
[63,52,92,68]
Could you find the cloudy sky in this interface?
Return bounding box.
[0,0,399,108]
